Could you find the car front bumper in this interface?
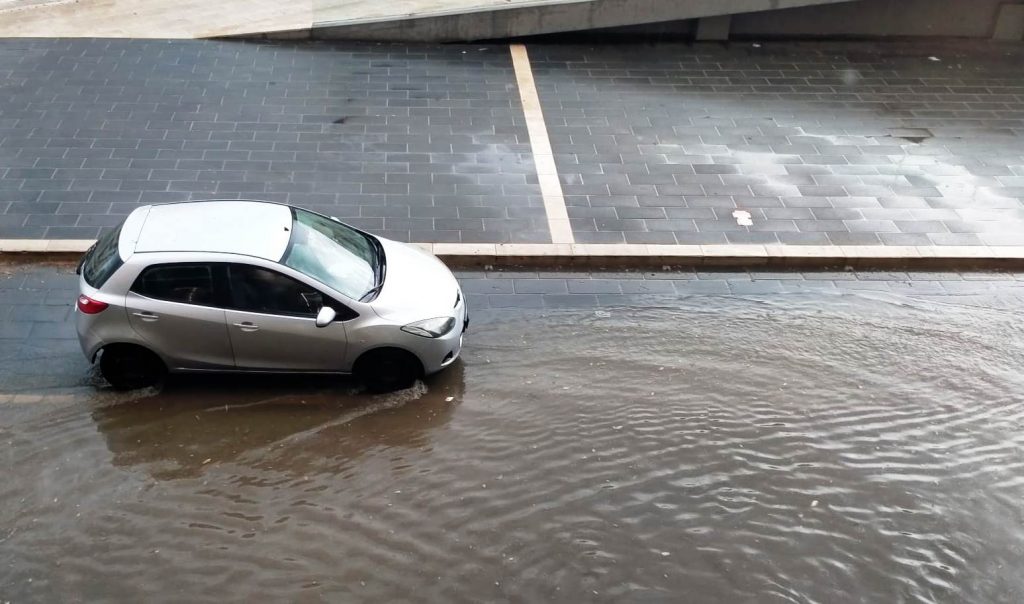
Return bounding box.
[420,297,467,375]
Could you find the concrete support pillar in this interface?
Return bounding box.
[695,14,732,41]
[993,3,1024,40]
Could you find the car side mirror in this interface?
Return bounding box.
[315,306,337,328]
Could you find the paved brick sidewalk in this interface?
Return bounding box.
[0,39,548,243]
[530,41,1024,246]
[0,38,1022,251]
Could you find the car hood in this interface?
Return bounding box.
[370,237,460,322]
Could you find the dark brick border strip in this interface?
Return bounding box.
[3,240,1024,271]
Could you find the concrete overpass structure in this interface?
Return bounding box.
[0,0,1020,40]
[309,0,856,41]
[308,0,1024,42]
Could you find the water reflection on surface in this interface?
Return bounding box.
[93,368,463,481]
[2,293,1024,603]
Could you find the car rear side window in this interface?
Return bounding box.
[132,264,217,306]
[81,224,124,288]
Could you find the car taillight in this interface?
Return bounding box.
[77,294,108,314]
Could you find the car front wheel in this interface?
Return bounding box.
[100,345,167,390]
[354,348,422,393]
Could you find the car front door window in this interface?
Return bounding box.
[228,265,325,316]
[224,264,349,371]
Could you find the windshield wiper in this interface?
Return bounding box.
[359,237,386,302]
[361,235,386,302]
[371,235,386,277]
[359,282,384,302]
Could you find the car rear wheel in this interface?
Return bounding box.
[100,345,167,390]
[355,349,422,393]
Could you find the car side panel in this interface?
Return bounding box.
[76,274,141,361]
[224,310,348,371]
[124,291,235,370]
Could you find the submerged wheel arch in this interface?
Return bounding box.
[353,347,425,377]
[95,342,166,367]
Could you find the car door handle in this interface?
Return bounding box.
[132,311,159,322]
[233,322,259,332]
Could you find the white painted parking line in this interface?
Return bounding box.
[510,43,574,245]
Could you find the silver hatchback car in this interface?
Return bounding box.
[76,200,468,391]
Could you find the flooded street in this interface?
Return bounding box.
[3,291,1024,602]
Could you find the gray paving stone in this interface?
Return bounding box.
[779,232,833,245]
[575,231,626,244]
[487,294,545,308]
[566,279,623,294]
[28,321,75,339]
[929,233,986,246]
[465,293,490,309]
[9,304,69,323]
[726,232,782,244]
[461,279,515,295]
[513,279,569,295]
[541,294,599,308]
[882,281,949,295]
[940,281,999,293]
[728,280,788,295]
[0,322,33,339]
[674,280,732,295]
[878,233,933,246]
[617,280,677,294]
[827,232,883,245]
[624,232,677,244]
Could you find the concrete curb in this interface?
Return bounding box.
[3,240,1024,271]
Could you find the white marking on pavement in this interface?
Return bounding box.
[509,43,574,244]
[732,210,753,226]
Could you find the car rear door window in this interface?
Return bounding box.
[131,264,218,306]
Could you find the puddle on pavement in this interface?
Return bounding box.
[2,292,1024,602]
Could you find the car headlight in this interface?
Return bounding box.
[401,316,456,338]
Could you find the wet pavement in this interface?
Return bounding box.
[531,41,1024,246]
[1,39,1023,247]
[2,262,1024,601]
[0,39,546,243]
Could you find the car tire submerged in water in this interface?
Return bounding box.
[99,345,167,390]
[355,348,422,393]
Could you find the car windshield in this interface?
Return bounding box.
[281,209,377,300]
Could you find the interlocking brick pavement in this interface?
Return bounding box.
[529,41,1024,246]
[0,39,549,243]
[2,39,1024,252]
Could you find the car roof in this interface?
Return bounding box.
[127,200,293,261]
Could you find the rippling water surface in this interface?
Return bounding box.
[2,292,1024,602]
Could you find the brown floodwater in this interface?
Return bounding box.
[2,292,1023,602]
